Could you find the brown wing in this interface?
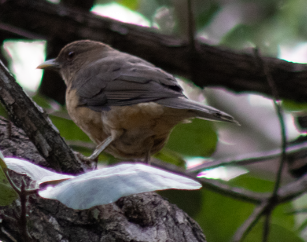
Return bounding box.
[72,50,237,123]
[72,51,186,111]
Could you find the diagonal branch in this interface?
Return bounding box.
[232,201,268,242]
[0,60,87,174]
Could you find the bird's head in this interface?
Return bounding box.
[37,40,112,86]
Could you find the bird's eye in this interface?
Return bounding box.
[67,51,75,60]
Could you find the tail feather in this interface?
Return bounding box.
[156,97,239,124]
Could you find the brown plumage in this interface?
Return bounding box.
[37,40,237,163]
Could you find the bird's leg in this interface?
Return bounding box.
[87,136,113,160]
[144,140,153,164]
[144,151,151,164]
[74,136,113,170]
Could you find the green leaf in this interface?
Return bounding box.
[282,99,307,112]
[0,181,18,206]
[189,174,297,241]
[196,2,220,29]
[165,119,217,157]
[195,189,255,242]
[236,176,296,240]
[221,24,255,50]
[154,148,186,167]
[0,151,8,169]
[118,0,139,10]
[244,220,303,242]
[0,105,8,118]
[158,189,203,218]
[229,174,275,193]
[31,93,55,109]
[0,152,18,206]
[50,115,91,142]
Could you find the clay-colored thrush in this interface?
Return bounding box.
[38,40,237,163]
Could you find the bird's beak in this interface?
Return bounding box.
[37,59,60,70]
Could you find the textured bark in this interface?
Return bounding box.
[1,0,307,103]
[0,117,206,242]
[0,60,87,174]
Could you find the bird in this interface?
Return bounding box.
[37,40,237,164]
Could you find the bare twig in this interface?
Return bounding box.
[262,210,272,242]
[254,48,287,196]
[154,157,307,206]
[152,159,263,204]
[245,48,288,242]
[19,179,31,242]
[4,170,21,194]
[232,201,268,242]
[188,141,307,172]
[187,0,195,52]
[1,226,18,242]
[255,48,288,242]
[2,170,37,242]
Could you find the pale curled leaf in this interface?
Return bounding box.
[5,158,75,187]
[39,163,202,210]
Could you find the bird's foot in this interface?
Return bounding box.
[74,151,98,170]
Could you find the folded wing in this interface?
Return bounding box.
[73,50,237,123]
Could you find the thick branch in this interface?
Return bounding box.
[1,0,307,102]
[0,60,86,174]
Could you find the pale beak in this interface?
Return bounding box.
[37,59,60,70]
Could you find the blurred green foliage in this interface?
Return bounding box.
[165,119,218,157]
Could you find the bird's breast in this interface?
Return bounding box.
[101,102,190,159]
[66,88,107,143]
[66,88,191,159]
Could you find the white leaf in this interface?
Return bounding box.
[5,158,75,187]
[39,163,201,210]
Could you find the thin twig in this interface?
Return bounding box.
[254,48,287,195]
[262,210,272,242]
[154,153,307,206]
[187,0,196,52]
[2,170,36,241]
[272,104,287,196]
[232,201,268,242]
[188,141,307,172]
[152,159,263,204]
[19,179,31,242]
[4,170,21,195]
[1,226,18,242]
[254,48,287,241]
[4,170,38,196]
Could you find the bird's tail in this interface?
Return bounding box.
[156,97,239,125]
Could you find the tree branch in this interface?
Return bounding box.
[1,0,307,102]
[188,141,307,173]
[0,60,87,174]
[232,201,268,242]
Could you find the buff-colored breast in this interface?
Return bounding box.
[66,88,192,159]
